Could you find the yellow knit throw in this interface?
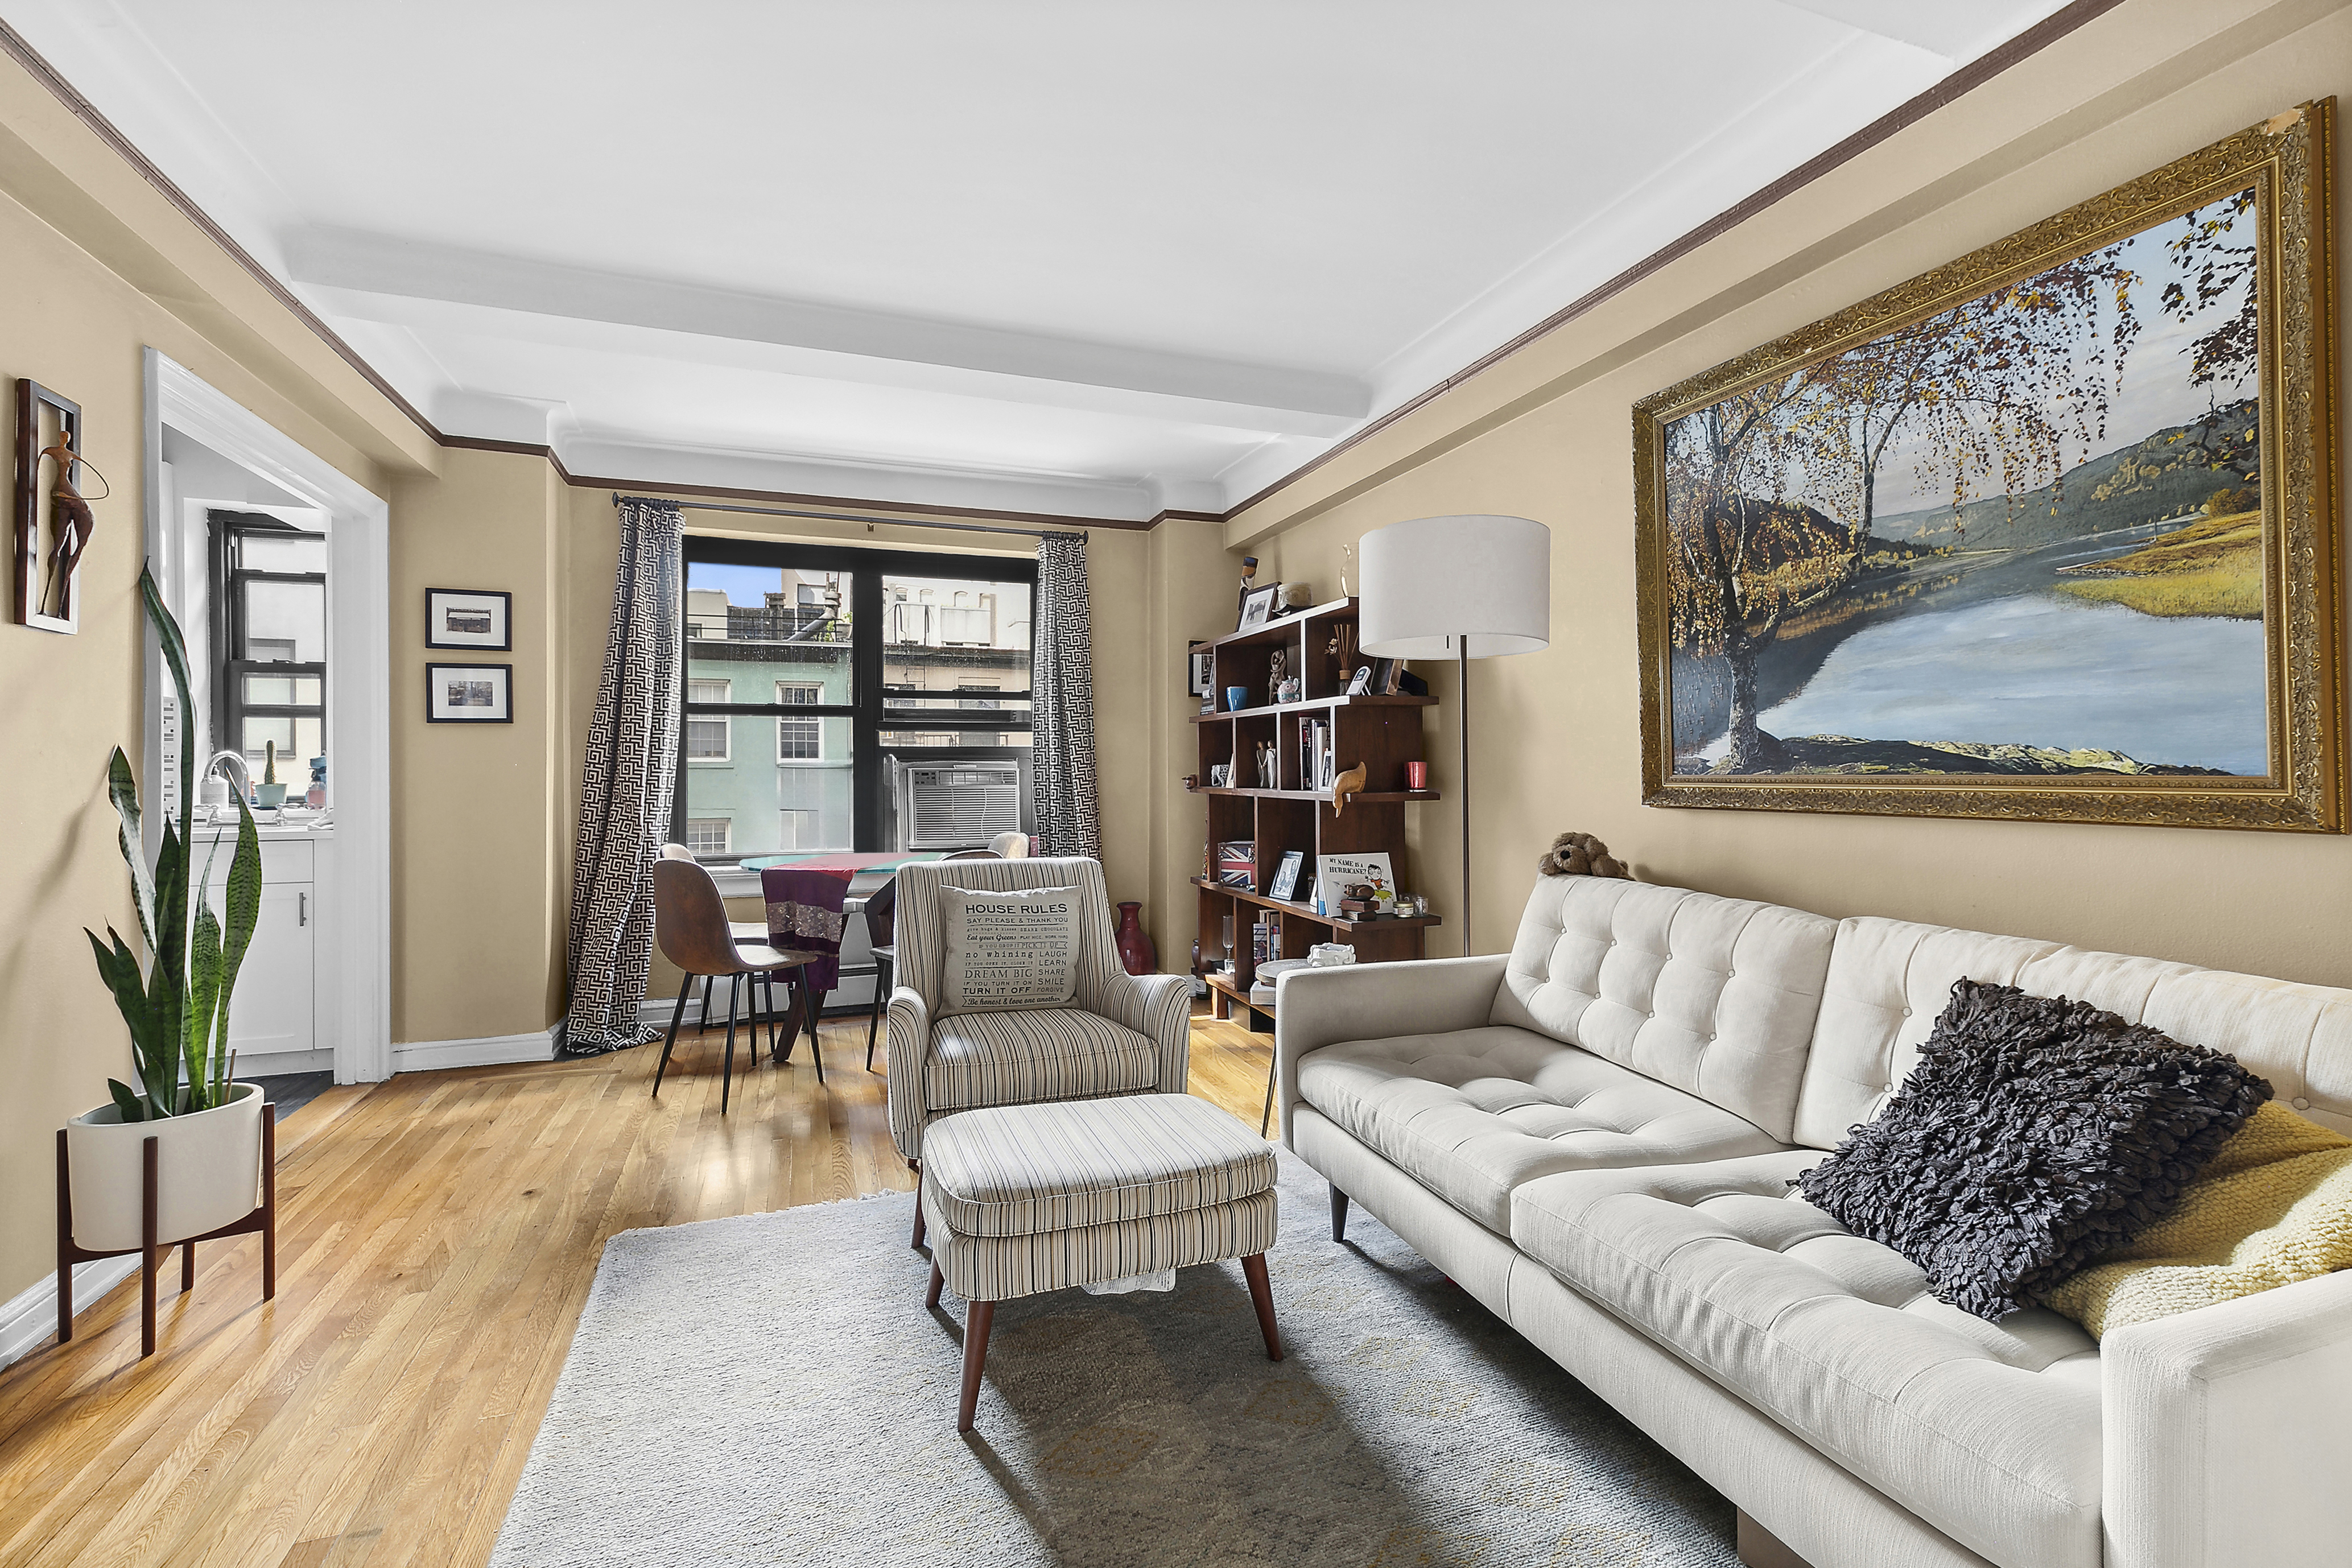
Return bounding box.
[2046,1101,2352,1338]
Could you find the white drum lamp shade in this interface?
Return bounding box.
[1356,514,1550,957]
[1358,514,1550,659]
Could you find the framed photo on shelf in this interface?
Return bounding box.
[1187,645,1214,698]
[426,588,513,650]
[426,662,513,723]
[1237,584,1280,631]
[1266,849,1305,903]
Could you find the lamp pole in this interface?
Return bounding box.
[1457,637,1472,957]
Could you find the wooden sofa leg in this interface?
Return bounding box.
[1736,1510,1814,1568]
[1330,1185,1350,1243]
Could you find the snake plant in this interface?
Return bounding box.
[86,564,262,1120]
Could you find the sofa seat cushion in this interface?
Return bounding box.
[1511,1154,2103,1568]
[1296,1024,1786,1233]
[925,1008,1160,1112]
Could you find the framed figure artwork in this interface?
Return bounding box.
[427,662,513,723]
[427,588,513,650]
[1633,103,2341,831]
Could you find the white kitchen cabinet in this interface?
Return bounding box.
[203,833,325,1070]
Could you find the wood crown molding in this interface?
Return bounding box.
[6,2,2130,533]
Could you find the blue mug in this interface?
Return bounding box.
[1225,686,1249,711]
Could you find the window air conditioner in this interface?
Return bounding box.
[902,762,1020,849]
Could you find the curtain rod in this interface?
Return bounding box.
[611,493,1085,540]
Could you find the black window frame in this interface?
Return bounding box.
[677,536,1039,855]
[209,509,327,779]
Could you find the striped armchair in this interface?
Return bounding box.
[885,857,1191,1172]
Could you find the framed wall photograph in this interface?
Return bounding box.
[426,662,513,723]
[427,588,512,650]
[1633,102,2341,832]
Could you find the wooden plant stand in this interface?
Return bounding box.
[55,1109,277,1358]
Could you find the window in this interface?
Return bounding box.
[685,679,732,760]
[678,541,1037,858]
[776,682,822,760]
[210,511,326,779]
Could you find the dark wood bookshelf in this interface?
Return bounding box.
[1188,596,1438,1030]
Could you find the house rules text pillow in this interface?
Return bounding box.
[937,884,1082,1014]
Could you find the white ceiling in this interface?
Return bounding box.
[9,1,2073,518]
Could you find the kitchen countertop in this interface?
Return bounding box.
[188,814,336,841]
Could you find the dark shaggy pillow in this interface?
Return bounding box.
[1797,978,2270,1320]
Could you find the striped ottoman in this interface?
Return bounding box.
[919,1093,1282,1431]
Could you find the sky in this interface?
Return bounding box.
[1849,192,2255,520]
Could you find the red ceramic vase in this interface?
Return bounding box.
[1114,901,1158,976]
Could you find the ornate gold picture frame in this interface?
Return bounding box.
[1634,102,2339,831]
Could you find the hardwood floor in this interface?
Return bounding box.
[0,1010,1278,1568]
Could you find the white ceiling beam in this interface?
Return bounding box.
[282,229,1370,438]
[1767,1,2065,62]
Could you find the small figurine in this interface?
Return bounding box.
[38,430,105,618]
[1330,760,1368,815]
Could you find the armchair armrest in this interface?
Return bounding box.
[1272,955,1508,1149]
[884,984,933,1162]
[1082,968,1194,1092]
[2102,1269,2352,1568]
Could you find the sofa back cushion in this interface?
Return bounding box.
[1794,916,2352,1150]
[1489,877,1836,1142]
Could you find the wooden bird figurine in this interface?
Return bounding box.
[1330,760,1367,816]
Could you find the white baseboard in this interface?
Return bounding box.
[0,1256,143,1371]
[390,1026,559,1075]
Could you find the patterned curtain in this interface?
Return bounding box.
[1031,531,1100,860]
[560,497,684,1056]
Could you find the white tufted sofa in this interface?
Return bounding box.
[1274,875,2352,1568]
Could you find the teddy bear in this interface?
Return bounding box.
[1536,831,1631,880]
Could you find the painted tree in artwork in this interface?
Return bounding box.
[1662,373,1846,773]
[1798,239,2144,546]
[1903,240,2144,533]
[1792,315,1949,561]
[2160,188,2262,488]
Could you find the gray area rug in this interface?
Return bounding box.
[493,1150,1735,1566]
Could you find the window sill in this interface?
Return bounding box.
[709,865,764,898]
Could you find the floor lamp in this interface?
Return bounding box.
[1357,515,1551,956]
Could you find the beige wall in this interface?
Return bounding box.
[0,52,416,1303]
[386,449,568,1043]
[1217,0,2352,983]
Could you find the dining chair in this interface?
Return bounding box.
[661,843,783,1042]
[651,857,824,1110]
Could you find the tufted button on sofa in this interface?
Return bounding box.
[1275,875,2352,1568]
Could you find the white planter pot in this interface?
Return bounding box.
[66,1083,267,1253]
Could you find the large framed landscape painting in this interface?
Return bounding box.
[1635,102,2341,831]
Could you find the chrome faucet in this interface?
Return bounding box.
[202,750,253,811]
